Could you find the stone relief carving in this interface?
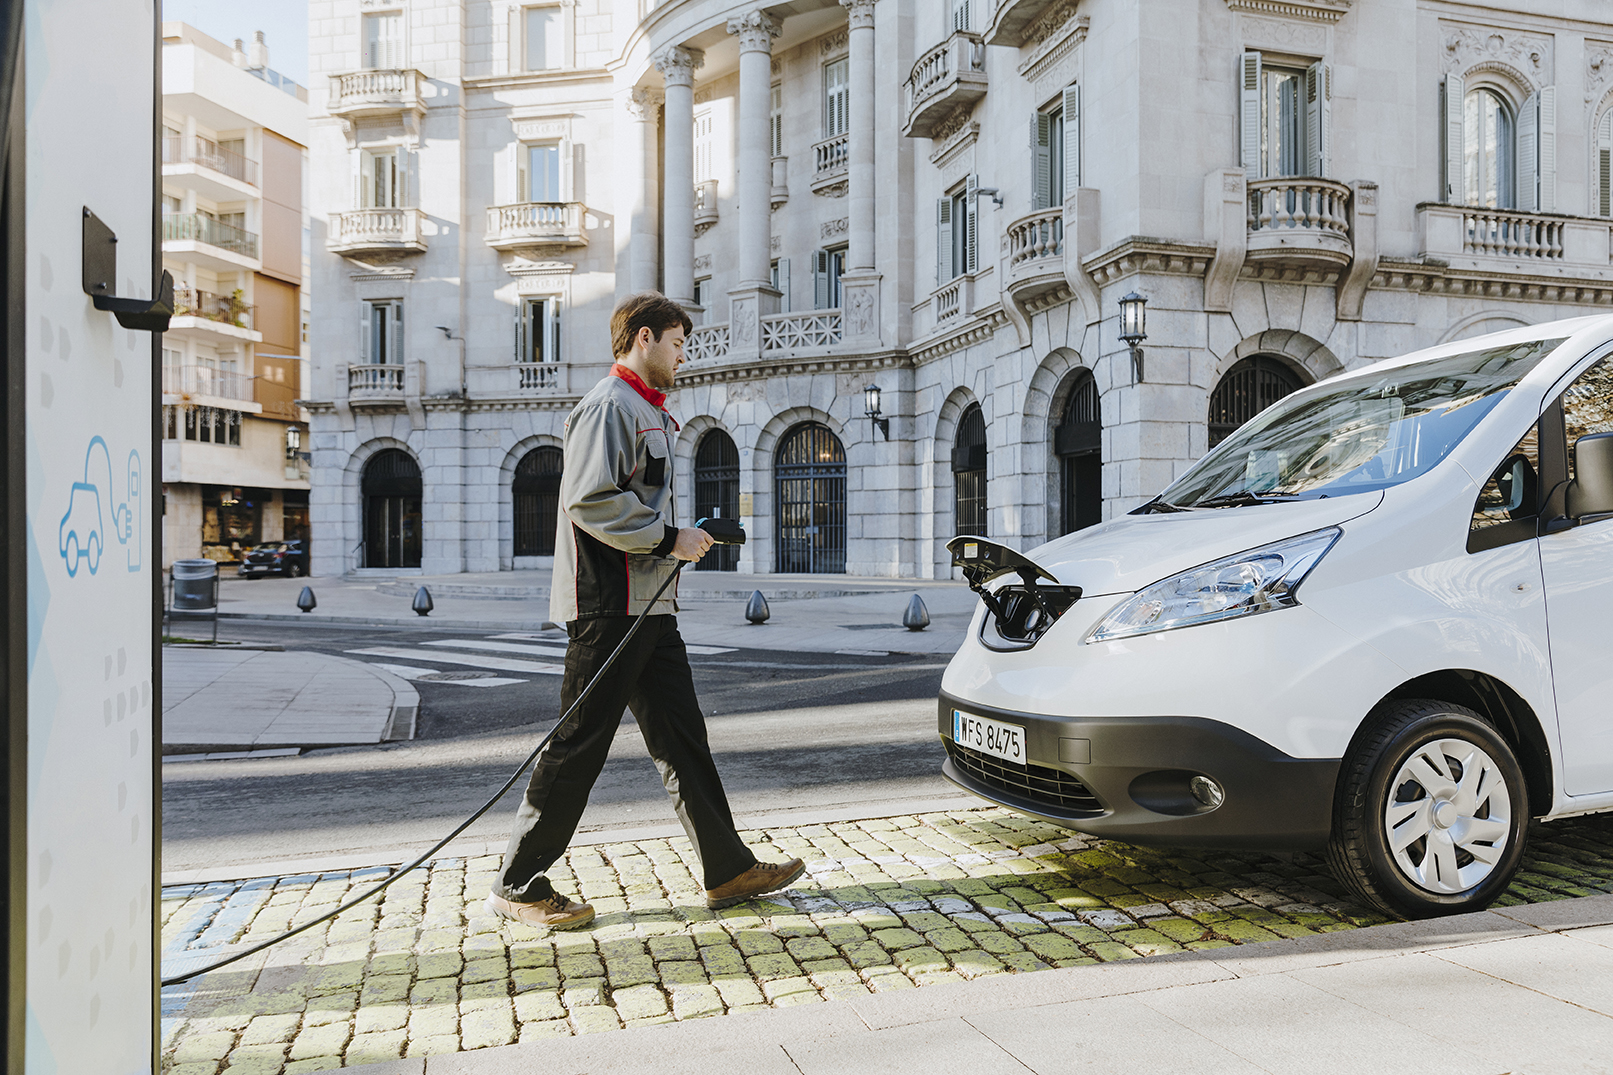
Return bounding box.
[846,285,876,336]
[821,218,848,240]
[1237,14,1327,52]
[732,303,757,345]
[770,234,782,253]
[513,118,570,140]
[624,87,662,121]
[840,0,876,32]
[693,254,712,273]
[693,87,714,105]
[1442,22,1553,85]
[654,45,704,88]
[1223,0,1351,23]
[819,29,849,57]
[1026,0,1082,47]
[1586,41,1613,105]
[727,10,781,53]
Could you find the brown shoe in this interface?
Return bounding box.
[484,891,596,930]
[705,858,807,909]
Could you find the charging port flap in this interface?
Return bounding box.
[945,536,1081,650]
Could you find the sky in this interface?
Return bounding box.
[161,0,309,85]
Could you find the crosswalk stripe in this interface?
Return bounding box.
[423,639,568,658]
[369,662,528,688]
[477,635,739,657]
[345,647,564,675]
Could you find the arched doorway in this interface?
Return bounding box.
[952,403,987,536]
[774,422,846,573]
[362,448,422,568]
[1209,356,1305,448]
[513,446,562,557]
[693,430,740,572]
[1055,372,1102,533]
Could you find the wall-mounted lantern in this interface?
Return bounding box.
[1118,291,1148,384]
[864,383,890,441]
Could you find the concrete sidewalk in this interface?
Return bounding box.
[163,645,419,750]
[204,572,977,655]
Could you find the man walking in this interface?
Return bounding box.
[487,292,805,930]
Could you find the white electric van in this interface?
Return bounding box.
[940,316,1613,918]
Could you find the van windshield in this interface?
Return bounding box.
[1158,338,1566,508]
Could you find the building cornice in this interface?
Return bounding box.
[674,348,912,388]
[463,68,612,92]
[1084,237,1218,287]
[1223,0,1351,24]
[908,308,1013,366]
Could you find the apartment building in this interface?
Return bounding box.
[162,25,312,566]
[306,0,1613,578]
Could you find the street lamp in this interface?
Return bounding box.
[1118,291,1148,383]
[864,383,890,440]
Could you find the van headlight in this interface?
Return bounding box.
[1085,528,1341,643]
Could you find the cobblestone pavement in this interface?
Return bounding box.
[159,807,1613,1075]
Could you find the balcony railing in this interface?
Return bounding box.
[514,363,566,391]
[162,213,260,260]
[810,135,848,197]
[1245,177,1352,268]
[349,364,405,394]
[685,323,730,362]
[162,135,259,186]
[1007,209,1063,271]
[328,68,424,119]
[935,277,965,321]
[162,365,254,402]
[484,202,587,250]
[328,207,427,255]
[903,32,987,139]
[172,288,253,330]
[693,180,719,235]
[760,311,843,352]
[1462,208,1565,259]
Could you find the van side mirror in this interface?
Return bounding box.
[1567,432,1613,518]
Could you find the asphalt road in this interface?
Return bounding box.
[161,618,964,876]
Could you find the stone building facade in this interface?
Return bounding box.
[306,0,1613,578]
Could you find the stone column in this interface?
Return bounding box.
[724,10,783,356]
[617,87,662,299]
[655,45,703,308]
[838,0,882,346]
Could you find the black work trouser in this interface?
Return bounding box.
[494,614,755,902]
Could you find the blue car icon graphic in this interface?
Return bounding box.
[59,481,103,577]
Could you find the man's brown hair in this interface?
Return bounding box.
[611,291,694,357]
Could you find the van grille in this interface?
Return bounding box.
[944,740,1103,815]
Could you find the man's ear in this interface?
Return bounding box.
[636,325,655,351]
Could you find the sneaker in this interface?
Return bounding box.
[705,858,807,909]
[484,891,596,930]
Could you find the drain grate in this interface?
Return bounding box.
[417,671,497,681]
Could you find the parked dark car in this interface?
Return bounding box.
[238,540,308,578]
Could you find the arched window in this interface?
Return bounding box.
[512,446,562,558]
[693,430,740,572]
[362,448,422,568]
[1464,88,1515,209]
[1055,373,1102,534]
[1208,357,1305,449]
[952,403,987,537]
[774,423,846,573]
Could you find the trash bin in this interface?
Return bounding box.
[171,559,219,611]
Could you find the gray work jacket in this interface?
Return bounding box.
[550,365,680,623]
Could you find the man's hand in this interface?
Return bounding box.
[671,526,715,562]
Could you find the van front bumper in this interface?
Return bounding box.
[938,691,1341,850]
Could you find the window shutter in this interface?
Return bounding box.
[1598,111,1612,217]
[1031,113,1052,210]
[550,301,562,364]
[361,303,372,364]
[1443,73,1465,204]
[813,249,831,308]
[777,257,790,311]
[936,198,953,283]
[516,144,529,203]
[360,151,376,208]
[509,7,523,73]
[964,174,979,274]
[1062,82,1081,190]
[514,301,526,362]
[1518,90,1539,212]
[1538,85,1556,212]
[1305,62,1331,178]
[392,301,404,364]
[1240,51,1262,181]
[395,145,409,208]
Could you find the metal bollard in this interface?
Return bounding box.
[903,593,930,631]
[413,586,434,617]
[745,590,770,624]
[296,586,317,613]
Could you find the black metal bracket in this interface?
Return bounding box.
[82,206,173,332]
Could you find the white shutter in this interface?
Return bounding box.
[813,249,832,308]
[516,143,530,203]
[514,301,526,362]
[1031,113,1052,210]
[1518,91,1539,212]
[964,174,979,274]
[395,145,409,208]
[936,198,953,283]
[361,302,373,364]
[392,301,404,364]
[1062,82,1081,190]
[359,151,376,208]
[777,257,790,311]
[1240,51,1262,181]
[550,300,562,364]
[1305,62,1331,178]
[509,7,523,73]
[492,144,511,206]
[1444,73,1465,204]
[1538,85,1556,212]
[1598,110,1613,217]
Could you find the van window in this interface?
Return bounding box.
[1561,356,1613,483]
[1470,425,1539,536]
[1162,338,1566,507]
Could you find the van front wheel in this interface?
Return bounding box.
[1327,700,1528,919]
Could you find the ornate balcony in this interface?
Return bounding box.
[513,362,569,392]
[1416,203,1613,282]
[681,312,843,365]
[348,364,405,401]
[327,208,427,256]
[985,0,1063,45]
[684,323,730,363]
[903,32,987,139]
[484,202,587,251]
[1245,177,1353,270]
[328,68,425,121]
[693,180,719,236]
[811,134,848,197]
[1004,208,1065,304]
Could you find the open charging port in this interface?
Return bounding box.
[946,536,1082,651]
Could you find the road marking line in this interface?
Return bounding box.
[368,662,528,688]
[470,636,737,657]
[345,647,564,675]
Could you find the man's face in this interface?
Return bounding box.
[642,325,686,389]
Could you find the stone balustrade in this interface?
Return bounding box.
[1417,203,1613,278]
[1245,177,1353,269]
[328,68,424,120]
[514,363,567,392]
[327,208,427,256]
[684,323,730,362]
[902,32,987,139]
[348,364,405,394]
[484,202,587,251]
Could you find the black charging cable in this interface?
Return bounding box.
[162,519,743,987]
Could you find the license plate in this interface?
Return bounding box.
[953,709,1025,764]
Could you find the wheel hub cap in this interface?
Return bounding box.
[1383,738,1512,895]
